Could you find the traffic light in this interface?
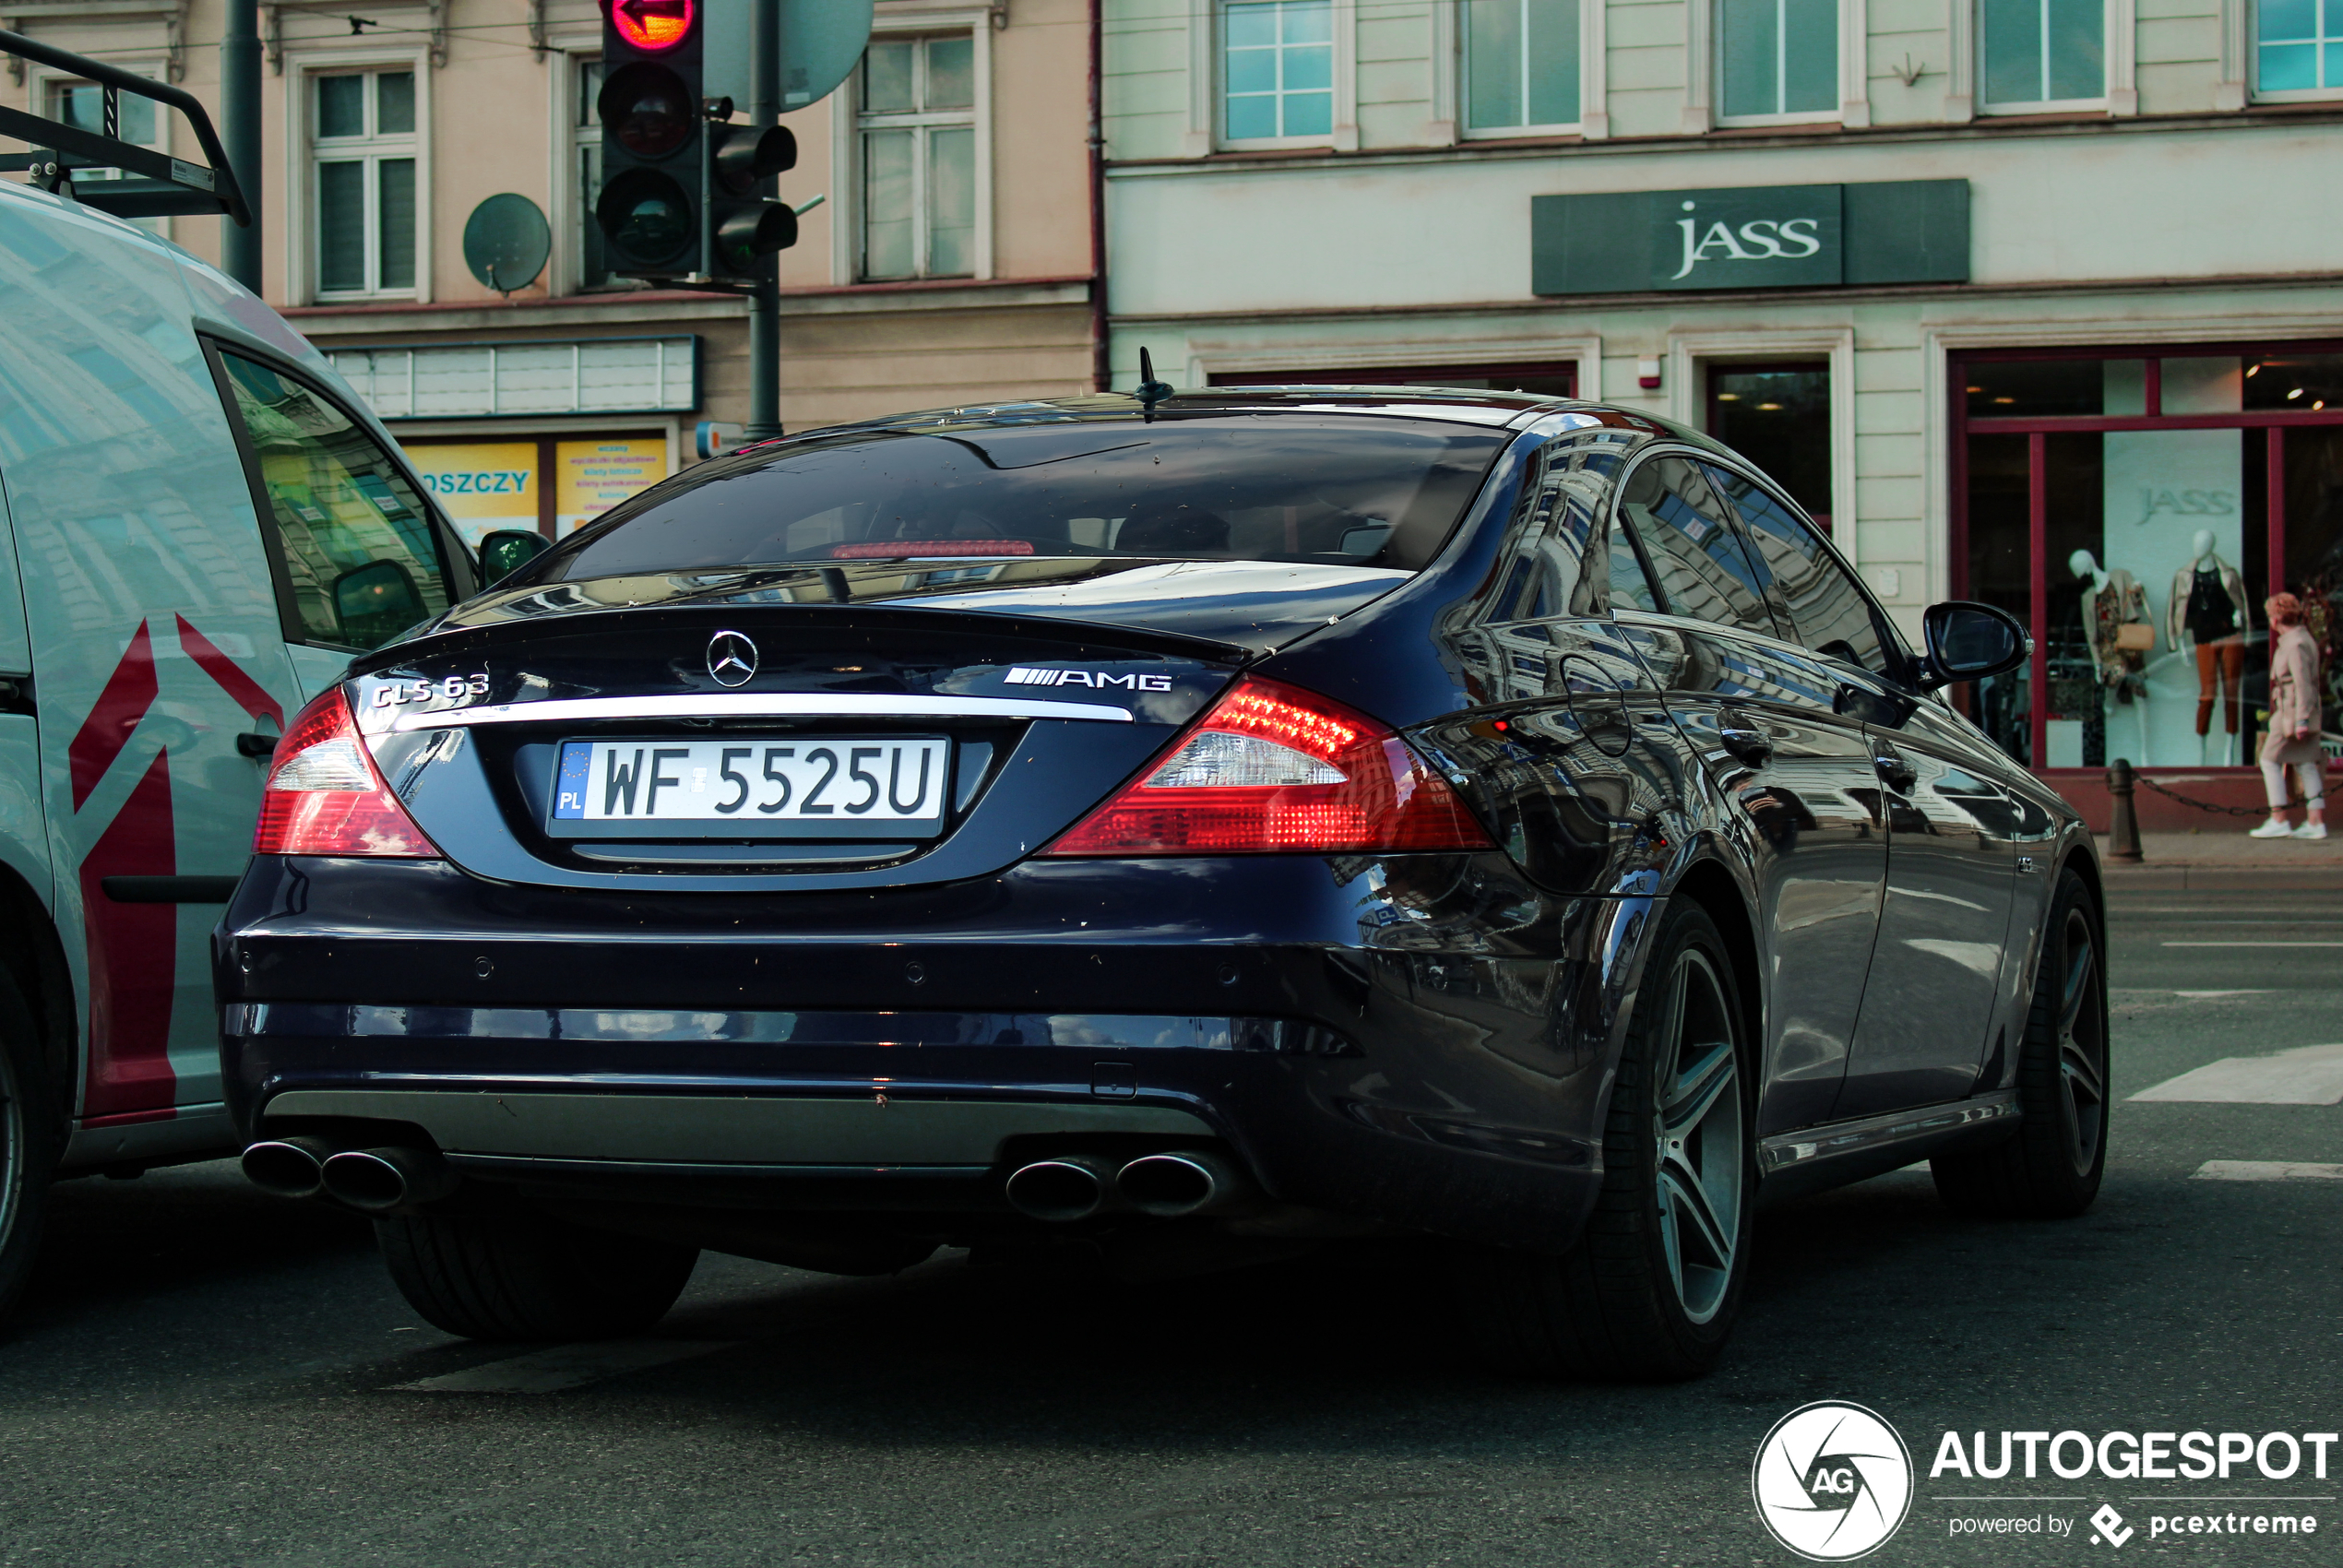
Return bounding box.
[595,0,798,286]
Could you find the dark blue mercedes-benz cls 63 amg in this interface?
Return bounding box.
[220,386,2107,1380]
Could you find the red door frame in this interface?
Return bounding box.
[1947,339,2343,772]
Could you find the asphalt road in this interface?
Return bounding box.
[1,888,2337,1566]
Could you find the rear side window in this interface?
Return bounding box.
[1710,466,1894,676]
[1611,457,1778,638]
[217,352,454,651]
[533,416,1509,580]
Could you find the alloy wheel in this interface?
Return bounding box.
[2052,907,2107,1176]
[1651,948,1743,1325]
[0,1039,18,1259]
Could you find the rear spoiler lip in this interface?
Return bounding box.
[0,29,250,226]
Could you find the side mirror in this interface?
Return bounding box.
[330,558,425,650]
[1920,600,2030,689]
[479,528,551,586]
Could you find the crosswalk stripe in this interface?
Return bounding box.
[2129,1042,2343,1105]
[2191,1160,2343,1182]
[386,1338,737,1394]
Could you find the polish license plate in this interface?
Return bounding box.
[550,736,949,837]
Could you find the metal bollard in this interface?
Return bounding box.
[2106,757,2144,862]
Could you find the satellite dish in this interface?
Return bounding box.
[462,194,552,293]
[703,0,874,112]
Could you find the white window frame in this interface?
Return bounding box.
[1974,0,2133,116]
[1683,0,1867,131]
[1195,0,1358,153]
[286,49,432,304]
[1711,0,1843,126]
[2248,0,2343,101]
[832,11,993,285]
[32,60,172,242]
[1456,0,1595,140]
[1667,328,1857,578]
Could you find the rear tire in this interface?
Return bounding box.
[0,963,56,1331]
[1466,899,1754,1381]
[1931,866,2108,1219]
[376,1202,699,1341]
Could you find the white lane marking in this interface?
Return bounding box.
[387,1338,737,1394]
[2130,1043,2343,1105]
[2171,990,2273,998]
[2191,1160,2343,1182]
[2159,941,2343,947]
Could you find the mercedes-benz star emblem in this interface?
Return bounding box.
[707,630,758,687]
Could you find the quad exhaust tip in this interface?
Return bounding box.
[240,1136,337,1200]
[1004,1149,1249,1223]
[318,1146,460,1213]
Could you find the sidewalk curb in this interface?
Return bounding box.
[2100,864,2343,891]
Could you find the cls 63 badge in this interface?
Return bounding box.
[371,673,489,707]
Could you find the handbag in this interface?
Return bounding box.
[2113,623,2155,652]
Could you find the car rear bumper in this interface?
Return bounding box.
[216,853,1655,1246]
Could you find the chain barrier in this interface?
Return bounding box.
[2133,773,2302,817]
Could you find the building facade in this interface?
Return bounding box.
[5,0,1098,542]
[1102,0,2343,803]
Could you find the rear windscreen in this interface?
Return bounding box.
[534,416,1510,579]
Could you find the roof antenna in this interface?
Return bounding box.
[1133,347,1173,422]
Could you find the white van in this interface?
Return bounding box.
[0,34,511,1322]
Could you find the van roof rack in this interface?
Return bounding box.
[0,29,249,225]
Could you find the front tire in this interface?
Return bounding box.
[1468,900,1754,1381]
[0,963,57,1331]
[1931,866,2109,1218]
[376,1202,699,1341]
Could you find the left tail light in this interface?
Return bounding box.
[253,688,438,857]
[1043,675,1493,856]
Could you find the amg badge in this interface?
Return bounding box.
[1004,666,1172,692]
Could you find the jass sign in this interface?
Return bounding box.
[1531,181,1968,295]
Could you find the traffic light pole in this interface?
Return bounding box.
[744,0,781,441]
[220,0,262,291]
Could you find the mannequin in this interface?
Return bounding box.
[2072,548,2153,763]
[2167,529,2252,766]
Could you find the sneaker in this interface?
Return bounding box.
[2250,819,2295,837]
[2295,823,2328,840]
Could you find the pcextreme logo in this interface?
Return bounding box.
[1753,1402,1915,1562]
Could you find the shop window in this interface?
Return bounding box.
[2256,0,2343,96]
[1209,360,1576,398]
[48,75,165,234]
[1223,0,1333,142]
[1980,0,2105,110]
[217,352,453,651]
[1464,0,1581,135]
[1717,0,1838,122]
[405,434,672,544]
[1708,364,1832,530]
[1957,347,2343,776]
[313,68,418,298]
[860,34,978,280]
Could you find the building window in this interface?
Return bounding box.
[2257,0,2343,94]
[1223,0,1332,141]
[313,69,418,296]
[859,34,977,281]
[48,75,165,232]
[1707,364,1832,529]
[573,57,614,290]
[1717,0,1838,120]
[1980,0,2105,109]
[1464,0,1581,134]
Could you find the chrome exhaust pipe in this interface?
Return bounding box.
[1116,1150,1247,1218]
[318,1146,460,1213]
[241,1136,338,1199]
[1004,1155,1116,1222]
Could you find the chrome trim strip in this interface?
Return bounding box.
[386,692,1136,732]
[1756,1092,2019,1174]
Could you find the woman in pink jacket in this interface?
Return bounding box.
[2250,592,2327,840]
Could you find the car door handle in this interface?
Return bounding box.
[1716,708,1772,766]
[236,731,279,758]
[1873,744,1917,792]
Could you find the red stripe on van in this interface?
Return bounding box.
[175,614,283,728]
[77,749,178,1120]
[68,621,159,813]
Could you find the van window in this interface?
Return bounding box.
[218,352,453,650]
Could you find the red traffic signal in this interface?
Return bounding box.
[607,0,693,53]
